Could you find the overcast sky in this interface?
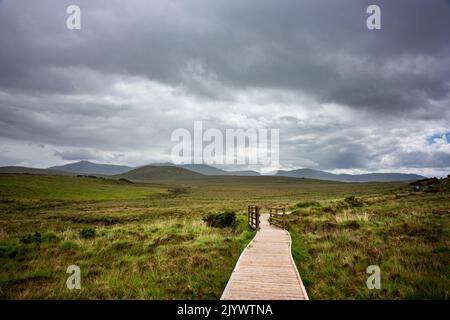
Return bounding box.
[0,0,449,176]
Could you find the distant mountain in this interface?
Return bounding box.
[48,161,133,175]
[117,165,205,181]
[2,160,426,182]
[178,164,228,175]
[179,164,260,176]
[150,163,260,176]
[225,170,260,176]
[0,166,72,176]
[275,168,426,182]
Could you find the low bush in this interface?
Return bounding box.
[344,195,364,207]
[168,187,189,196]
[0,241,29,258]
[202,210,236,228]
[60,241,78,251]
[20,232,42,244]
[42,232,59,243]
[343,220,361,230]
[296,201,321,208]
[80,228,96,239]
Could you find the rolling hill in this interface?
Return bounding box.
[150,163,260,176]
[48,160,133,175]
[179,164,260,176]
[274,168,426,182]
[1,161,427,183]
[117,165,205,181]
[0,166,72,176]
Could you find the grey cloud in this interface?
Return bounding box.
[1,0,449,111]
[54,148,97,161]
[0,0,449,174]
[391,151,450,169]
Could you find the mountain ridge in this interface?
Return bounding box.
[0,166,73,176]
[149,162,260,176]
[274,168,425,182]
[116,165,204,181]
[0,160,428,182]
[48,160,134,175]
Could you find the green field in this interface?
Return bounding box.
[0,173,448,299]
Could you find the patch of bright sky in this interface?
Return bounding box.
[427,132,450,145]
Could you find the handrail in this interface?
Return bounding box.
[268,207,285,229]
[247,205,260,230]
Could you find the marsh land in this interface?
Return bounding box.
[0,171,448,299]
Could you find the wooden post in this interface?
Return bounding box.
[248,205,260,230]
[256,206,260,230]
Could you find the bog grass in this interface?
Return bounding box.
[0,173,448,299]
[287,190,450,299]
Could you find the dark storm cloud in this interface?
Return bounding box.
[1,0,449,108]
[0,0,449,174]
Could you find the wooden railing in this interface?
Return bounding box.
[248,205,261,230]
[269,207,285,229]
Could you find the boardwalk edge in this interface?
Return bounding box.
[220,230,258,300]
[287,230,309,300]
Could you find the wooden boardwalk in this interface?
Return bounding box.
[221,214,308,300]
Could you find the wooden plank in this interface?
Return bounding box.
[221,213,308,300]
